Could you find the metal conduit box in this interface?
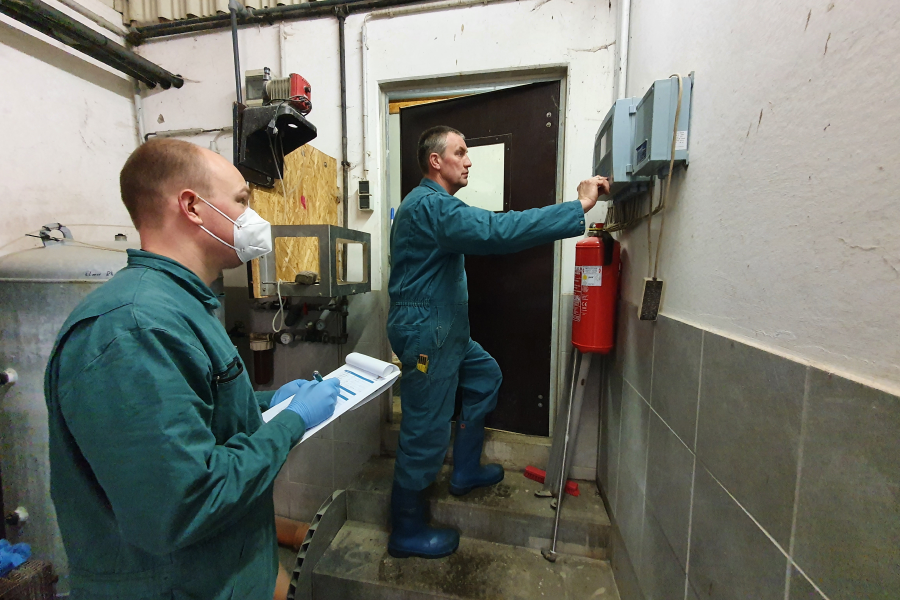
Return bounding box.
[257,225,371,298]
[632,74,694,177]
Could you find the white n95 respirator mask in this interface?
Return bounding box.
[197,196,273,263]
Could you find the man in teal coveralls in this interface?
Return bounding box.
[387,126,610,558]
[44,138,339,599]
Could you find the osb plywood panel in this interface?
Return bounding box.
[250,145,340,298]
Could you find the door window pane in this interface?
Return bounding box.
[456,143,505,212]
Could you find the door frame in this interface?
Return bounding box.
[379,65,570,435]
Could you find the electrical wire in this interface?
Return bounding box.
[652,73,684,280]
[272,279,286,332]
[602,74,684,250]
[64,223,136,229]
[2,231,130,255]
[66,240,128,253]
[647,187,654,277]
[0,231,41,253]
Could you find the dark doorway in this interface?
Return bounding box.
[399,80,562,436]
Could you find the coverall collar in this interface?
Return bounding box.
[420,177,448,195]
[126,249,221,310]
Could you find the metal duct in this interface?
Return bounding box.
[0,0,183,89]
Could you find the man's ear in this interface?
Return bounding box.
[178,190,203,225]
[428,152,442,172]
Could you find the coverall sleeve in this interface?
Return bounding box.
[430,195,586,255]
[255,390,276,411]
[58,327,306,556]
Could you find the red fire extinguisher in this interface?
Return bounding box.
[572,225,621,354]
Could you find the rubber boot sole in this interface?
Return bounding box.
[387,544,458,559]
[448,470,505,497]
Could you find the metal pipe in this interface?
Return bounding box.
[337,10,350,226]
[133,80,146,145]
[278,21,287,77]
[361,17,369,179]
[129,0,450,43]
[616,0,631,99]
[56,0,127,37]
[230,6,242,104]
[0,0,183,88]
[144,126,233,142]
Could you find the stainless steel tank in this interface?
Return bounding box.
[0,224,134,591]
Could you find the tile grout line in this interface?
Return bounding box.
[645,390,692,454]
[633,320,658,581]
[683,330,704,600]
[613,368,624,514]
[784,366,812,600]
[701,462,833,600]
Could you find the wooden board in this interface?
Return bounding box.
[249,144,340,298]
[388,96,460,114]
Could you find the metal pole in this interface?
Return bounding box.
[337,10,350,226]
[541,349,593,497]
[542,349,588,562]
[229,6,242,105]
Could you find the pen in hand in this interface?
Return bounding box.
[313,371,324,382]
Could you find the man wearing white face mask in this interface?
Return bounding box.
[43,138,339,600]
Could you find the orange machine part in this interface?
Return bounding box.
[572,232,621,354]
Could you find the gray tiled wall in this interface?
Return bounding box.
[599,300,900,600]
[225,286,388,524]
[273,396,383,522]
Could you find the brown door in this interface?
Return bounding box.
[399,81,562,436]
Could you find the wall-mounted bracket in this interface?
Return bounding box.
[258,225,371,298]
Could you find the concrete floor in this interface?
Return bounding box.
[313,521,619,600]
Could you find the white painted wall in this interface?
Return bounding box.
[0,0,138,255]
[136,0,618,435]
[136,0,617,291]
[0,1,136,589]
[617,0,900,391]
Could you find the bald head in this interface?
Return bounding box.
[119,138,213,229]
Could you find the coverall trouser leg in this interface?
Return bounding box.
[393,338,502,491]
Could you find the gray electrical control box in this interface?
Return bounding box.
[593,97,650,198]
[632,74,693,177]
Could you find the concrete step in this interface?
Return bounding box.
[312,521,620,600]
[384,396,555,475]
[346,457,610,559]
[382,422,554,474]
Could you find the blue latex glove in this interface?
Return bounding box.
[285,378,340,429]
[0,539,30,577]
[270,378,310,409]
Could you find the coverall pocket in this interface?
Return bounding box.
[388,326,419,367]
[212,356,244,385]
[433,306,458,349]
[210,355,255,441]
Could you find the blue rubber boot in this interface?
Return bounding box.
[388,482,460,559]
[449,419,505,496]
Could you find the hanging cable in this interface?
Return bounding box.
[646,186,653,277]
[651,73,684,280]
[272,279,287,332]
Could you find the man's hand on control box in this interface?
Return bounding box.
[578,176,611,212]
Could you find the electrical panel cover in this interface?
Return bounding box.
[593,98,649,197]
[632,75,693,177]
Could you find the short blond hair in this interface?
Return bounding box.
[119,138,209,228]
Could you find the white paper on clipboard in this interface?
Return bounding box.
[261,352,400,444]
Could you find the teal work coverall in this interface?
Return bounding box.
[388,178,586,490]
[44,250,306,600]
